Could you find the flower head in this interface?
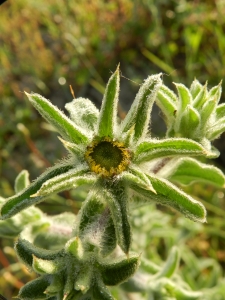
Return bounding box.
[0,66,209,253]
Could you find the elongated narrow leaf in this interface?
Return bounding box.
[0,160,74,219]
[121,74,162,142]
[200,98,216,130]
[134,138,207,163]
[193,83,207,110]
[208,118,225,140]
[155,246,180,279]
[208,81,222,104]
[112,185,132,255]
[25,92,89,144]
[92,278,114,300]
[15,238,64,268]
[122,170,156,194]
[159,85,178,103]
[130,173,207,222]
[102,187,131,254]
[156,87,177,124]
[75,265,92,293]
[77,191,116,256]
[190,79,203,99]
[65,97,99,132]
[45,275,63,295]
[160,157,225,186]
[179,106,200,137]
[174,83,192,113]
[100,254,140,286]
[34,167,94,196]
[15,170,30,193]
[18,275,51,300]
[97,65,120,137]
[216,103,225,120]
[77,192,105,236]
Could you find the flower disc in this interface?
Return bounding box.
[85,137,131,177]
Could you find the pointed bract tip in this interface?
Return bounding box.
[30,192,39,198]
[116,63,120,71]
[151,187,157,194]
[24,91,30,97]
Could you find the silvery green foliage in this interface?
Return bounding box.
[156,80,224,154]
[0,67,225,299]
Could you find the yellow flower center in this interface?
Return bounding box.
[85,137,131,177]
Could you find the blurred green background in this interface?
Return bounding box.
[1,0,225,298]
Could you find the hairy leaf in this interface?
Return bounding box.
[25,92,89,144]
[15,170,30,193]
[97,65,120,138]
[65,97,99,133]
[100,254,140,286]
[160,157,225,186]
[121,74,162,142]
[0,160,74,219]
[134,138,207,163]
[130,174,206,222]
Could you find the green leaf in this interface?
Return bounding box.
[34,167,94,197]
[141,257,160,274]
[18,275,50,300]
[92,278,114,300]
[215,103,225,120]
[15,170,30,193]
[15,238,64,268]
[192,83,207,110]
[97,65,120,138]
[0,159,74,219]
[65,97,99,133]
[159,85,178,103]
[122,171,156,194]
[179,106,200,137]
[77,191,105,236]
[77,192,116,256]
[121,74,162,142]
[58,137,84,157]
[200,98,217,131]
[75,265,92,294]
[155,247,180,279]
[208,81,222,104]
[102,187,131,254]
[0,206,42,238]
[156,86,177,124]
[174,83,192,113]
[33,256,63,275]
[134,138,207,163]
[131,174,207,222]
[45,275,63,295]
[190,79,203,99]
[100,254,140,286]
[25,92,89,144]
[65,237,81,257]
[161,157,225,187]
[207,118,225,140]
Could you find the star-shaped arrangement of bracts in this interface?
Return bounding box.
[2,66,225,255]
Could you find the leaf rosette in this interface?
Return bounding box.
[0,66,210,255]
